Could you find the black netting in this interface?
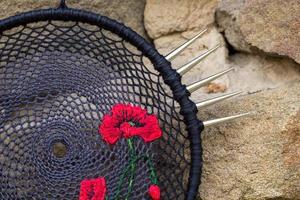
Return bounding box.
[0,20,192,200]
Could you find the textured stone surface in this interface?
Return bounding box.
[199,81,300,200]
[152,28,300,101]
[216,0,300,64]
[153,28,230,102]
[145,0,300,101]
[0,0,147,38]
[227,53,300,94]
[145,1,300,199]
[144,0,218,39]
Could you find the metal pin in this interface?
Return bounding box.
[165,28,208,61]
[177,44,221,75]
[203,112,252,127]
[186,68,234,93]
[196,91,242,109]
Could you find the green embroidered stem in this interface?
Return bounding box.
[112,139,139,200]
[125,138,136,200]
[111,140,159,200]
[111,154,159,200]
[113,156,142,200]
[146,153,158,184]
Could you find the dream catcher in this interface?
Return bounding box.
[0,1,250,199]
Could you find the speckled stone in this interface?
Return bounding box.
[216,0,300,64]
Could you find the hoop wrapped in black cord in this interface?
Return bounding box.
[0,2,204,200]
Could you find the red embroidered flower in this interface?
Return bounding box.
[99,104,162,144]
[79,178,107,200]
[148,184,160,200]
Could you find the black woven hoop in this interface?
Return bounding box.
[0,4,204,200]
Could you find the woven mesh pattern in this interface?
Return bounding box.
[0,21,191,199]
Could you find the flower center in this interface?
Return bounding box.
[128,121,135,126]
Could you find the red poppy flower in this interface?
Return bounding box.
[148,184,160,200]
[79,177,107,200]
[99,104,162,145]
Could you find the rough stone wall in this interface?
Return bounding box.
[144,0,300,199]
[1,0,299,199]
[216,0,300,64]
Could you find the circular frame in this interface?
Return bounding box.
[0,6,204,200]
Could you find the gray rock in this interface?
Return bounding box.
[144,0,218,39]
[199,81,300,200]
[227,53,300,94]
[151,28,300,102]
[216,0,300,64]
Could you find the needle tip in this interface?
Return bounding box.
[203,112,253,127]
[165,28,208,61]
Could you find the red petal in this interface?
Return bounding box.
[120,122,134,138]
[99,104,162,144]
[148,184,160,200]
[138,115,162,142]
[79,178,107,200]
[99,115,122,145]
[130,105,147,121]
[111,103,126,116]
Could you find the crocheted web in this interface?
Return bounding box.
[0,21,190,199]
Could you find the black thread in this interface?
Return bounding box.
[58,0,67,9]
